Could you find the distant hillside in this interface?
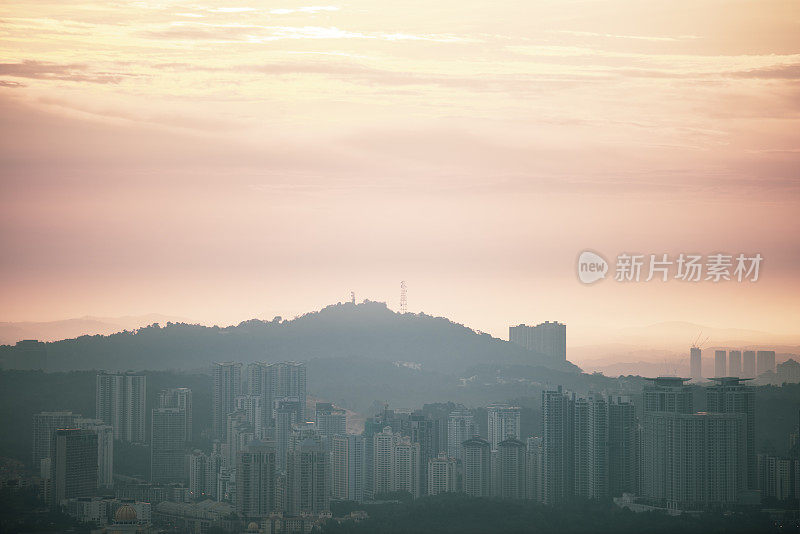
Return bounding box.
[5,301,579,374]
[0,313,189,345]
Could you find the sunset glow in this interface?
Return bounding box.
[1,0,799,343]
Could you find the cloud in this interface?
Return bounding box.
[0,60,129,84]
[730,64,800,80]
[139,23,467,43]
[239,60,580,94]
[557,30,701,42]
[0,80,26,88]
[269,6,340,15]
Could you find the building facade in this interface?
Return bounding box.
[541,386,574,505]
[487,404,521,452]
[236,440,277,518]
[158,388,192,442]
[641,412,746,510]
[96,372,146,443]
[151,407,187,483]
[706,377,756,489]
[757,350,776,377]
[447,409,476,461]
[509,321,566,363]
[715,350,727,378]
[75,418,114,488]
[50,429,98,507]
[32,411,80,469]
[315,402,347,437]
[427,454,457,495]
[690,347,702,382]
[462,437,491,498]
[212,362,242,441]
[497,438,527,500]
[728,351,742,378]
[332,434,366,502]
[287,426,330,514]
[573,393,608,499]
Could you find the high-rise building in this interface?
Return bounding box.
[757,454,800,501]
[275,397,302,471]
[75,418,114,488]
[607,396,636,497]
[50,429,98,507]
[743,351,756,378]
[96,372,146,443]
[641,412,746,509]
[32,411,80,469]
[707,377,756,489]
[235,394,265,439]
[287,425,330,514]
[403,414,437,496]
[497,438,527,500]
[777,359,800,384]
[508,325,528,348]
[315,402,347,437]
[641,377,692,415]
[236,440,277,518]
[151,407,187,483]
[427,454,457,495]
[249,362,307,425]
[714,350,727,378]
[371,426,420,499]
[1,339,47,370]
[227,410,255,469]
[212,362,242,441]
[487,404,521,452]
[526,437,543,502]
[187,450,207,499]
[394,436,422,499]
[373,427,398,497]
[757,350,776,377]
[447,410,476,461]
[573,393,608,500]
[541,386,574,505]
[690,347,702,382]
[159,388,192,442]
[509,321,566,362]
[332,434,366,502]
[728,351,742,378]
[362,408,407,500]
[205,444,223,500]
[462,437,491,497]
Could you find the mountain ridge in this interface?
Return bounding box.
[1,301,580,375]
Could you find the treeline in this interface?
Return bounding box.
[24,301,576,374]
[324,493,780,534]
[0,487,89,533]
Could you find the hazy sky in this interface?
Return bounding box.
[1,0,799,343]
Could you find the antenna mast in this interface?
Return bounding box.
[400,281,407,314]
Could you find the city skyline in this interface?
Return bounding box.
[2,0,799,531]
[15,349,800,531]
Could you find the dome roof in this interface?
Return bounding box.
[114,504,137,523]
[246,521,259,531]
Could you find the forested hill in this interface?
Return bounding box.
[4,301,580,374]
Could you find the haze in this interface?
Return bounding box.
[1,0,799,345]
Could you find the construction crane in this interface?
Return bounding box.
[691,332,710,349]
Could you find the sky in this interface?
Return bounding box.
[1,0,799,345]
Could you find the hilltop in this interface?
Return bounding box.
[5,301,579,375]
